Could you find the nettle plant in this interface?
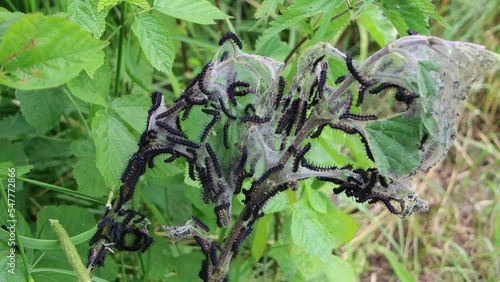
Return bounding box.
[87,33,497,281]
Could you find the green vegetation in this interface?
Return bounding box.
[0,0,498,281]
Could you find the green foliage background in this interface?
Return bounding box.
[0,0,498,281]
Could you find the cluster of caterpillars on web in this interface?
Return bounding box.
[87,32,420,276]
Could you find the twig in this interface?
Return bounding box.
[284,8,351,65]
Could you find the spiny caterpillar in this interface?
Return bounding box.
[345,54,371,87]
[218,32,243,49]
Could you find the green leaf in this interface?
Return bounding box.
[269,245,303,281]
[24,138,72,166]
[255,0,342,52]
[1,222,96,250]
[0,115,35,140]
[290,197,358,258]
[153,0,229,25]
[98,0,150,10]
[111,94,150,133]
[0,253,29,281]
[376,246,416,282]
[309,3,335,45]
[321,255,357,282]
[396,1,429,35]
[0,162,33,179]
[0,14,107,90]
[357,3,396,47]
[228,256,255,281]
[0,139,29,165]
[97,0,121,10]
[67,61,109,107]
[251,0,284,29]
[173,253,205,282]
[125,0,150,8]
[254,0,283,20]
[67,0,107,38]
[321,208,358,247]
[0,9,24,42]
[305,185,327,214]
[70,139,108,197]
[255,35,290,61]
[289,245,323,280]
[131,13,175,74]
[377,0,429,35]
[263,192,289,214]
[91,110,137,186]
[251,214,271,262]
[290,246,358,282]
[36,206,96,240]
[15,88,65,134]
[291,200,332,260]
[124,35,154,92]
[146,235,175,279]
[144,174,192,226]
[411,0,450,29]
[377,3,407,36]
[364,115,421,176]
[84,49,105,78]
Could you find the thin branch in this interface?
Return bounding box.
[284,8,351,66]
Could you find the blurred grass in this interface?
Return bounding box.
[341,1,499,281]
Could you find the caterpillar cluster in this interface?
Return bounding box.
[87,209,153,268]
[196,238,221,282]
[243,162,285,205]
[324,169,404,215]
[88,31,423,279]
[336,55,419,119]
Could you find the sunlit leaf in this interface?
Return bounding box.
[91,110,137,186]
[131,13,174,74]
[251,214,271,261]
[84,49,105,78]
[0,14,107,90]
[153,0,229,25]
[97,0,120,10]
[125,0,150,9]
[256,0,342,52]
[305,185,327,214]
[365,116,421,175]
[67,61,109,108]
[67,0,107,38]
[291,201,331,260]
[0,9,24,41]
[357,3,395,47]
[111,94,149,133]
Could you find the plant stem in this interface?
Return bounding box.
[120,253,127,282]
[63,88,92,136]
[16,176,104,204]
[212,205,252,281]
[114,2,127,97]
[50,219,92,282]
[211,119,319,281]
